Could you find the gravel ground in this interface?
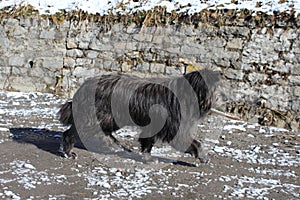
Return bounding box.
[0,91,299,199]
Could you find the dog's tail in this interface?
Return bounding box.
[58,101,73,126]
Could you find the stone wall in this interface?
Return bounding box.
[0,12,299,129]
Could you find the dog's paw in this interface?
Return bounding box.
[142,152,152,161]
[70,152,78,159]
[61,151,77,159]
[142,153,158,164]
[199,156,209,164]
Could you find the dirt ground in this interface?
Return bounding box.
[0,91,299,199]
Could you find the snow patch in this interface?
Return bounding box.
[223,124,246,132]
[223,175,300,199]
[0,160,74,191]
[214,145,300,167]
[0,127,10,132]
[84,167,154,198]
[23,163,36,170]
[3,190,20,200]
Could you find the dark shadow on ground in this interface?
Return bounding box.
[9,128,86,156]
[9,128,197,167]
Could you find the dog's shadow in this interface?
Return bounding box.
[9,127,86,156]
[9,128,197,167]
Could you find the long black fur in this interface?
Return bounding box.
[58,69,220,162]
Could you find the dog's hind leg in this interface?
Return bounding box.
[61,125,78,159]
[138,136,156,161]
[103,131,132,152]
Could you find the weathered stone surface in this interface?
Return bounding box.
[86,51,99,59]
[247,72,267,83]
[67,49,83,58]
[292,41,300,54]
[103,61,120,71]
[63,58,76,68]
[40,29,56,39]
[76,58,92,66]
[205,38,226,48]
[226,38,243,50]
[98,51,114,60]
[126,23,139,34]
[274,39,291,52]
[121,62,132,72]
[282,29,298,40]
[28,28,40,39]
[73,67,97,78]
[282,52,295,62]
[294,87,300,97]
[150,63,165,73]
[12,66,28,76]
[93,59,104,69]
[231,61,242,70]
[42,58,63,70]
[181,45,206,55]
[19,17,32,27]
[0,66,10,74]
[0,37,10,49]
[133,34,153,42]
[9,56,24,67]
[67,41,77,49]
[78,41,90,49]
[0,73,8,88]
[220,26,250,38]
[152,35,164,44]
[5,18,19,28]
[271,73,282,84]
[125,41,138,51]
[37,47,66,57]
[289,100,300,112]
[114,42,127,50]
[30,66,46,78]
[225,69,244,80]
[13,26,27,37]
[135,63,150,72]
[166,66,182,75]
[9,76,36,92]
[165,47,180,54]
[89,40,113,51]
[288,75,300,85]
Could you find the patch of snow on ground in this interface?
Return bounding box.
[0,91,66,130]
[248,167,296,177]
[0,159,77,192]
[223,124,246,132]
[2,190,20,200]
[115,127,139,139]
[213,145,300,167]
[84,167,155,198]
[151,145,183,158]
[223,175,300,199]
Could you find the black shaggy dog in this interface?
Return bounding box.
[58,69,220,163]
